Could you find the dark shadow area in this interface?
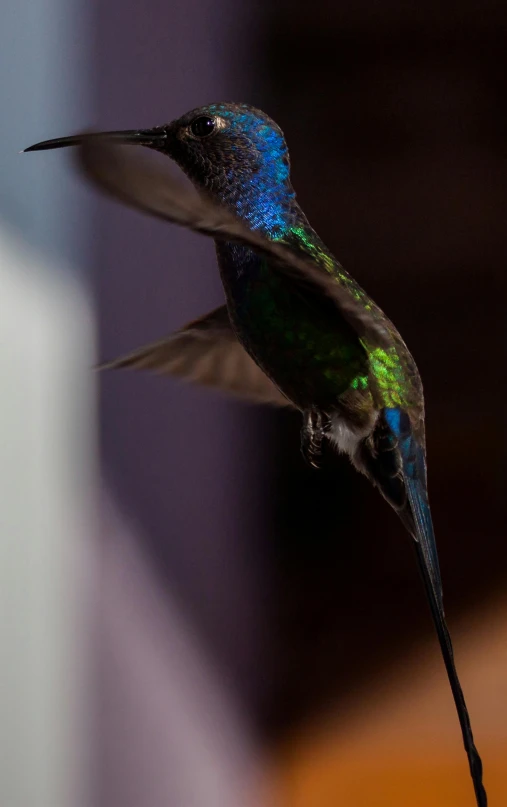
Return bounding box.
[261,3,507,738]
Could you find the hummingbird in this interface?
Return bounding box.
[26,102,487,805]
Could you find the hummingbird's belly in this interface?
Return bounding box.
[225,265,369,411]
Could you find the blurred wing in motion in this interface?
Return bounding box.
[99,305,292,407]
[77,139,391,349]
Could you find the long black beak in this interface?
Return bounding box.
[24,127,169,153]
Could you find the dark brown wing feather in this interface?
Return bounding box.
[77,140,390,349]
[99,305,292,407]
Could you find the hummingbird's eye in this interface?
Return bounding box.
[189,116,216,138]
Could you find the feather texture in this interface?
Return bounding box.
[99,305,291,407]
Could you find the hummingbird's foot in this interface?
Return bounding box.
[300,409,329,469]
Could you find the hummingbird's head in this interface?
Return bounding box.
[160,103,291,195]
[25,102,296,232]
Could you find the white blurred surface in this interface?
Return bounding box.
[0,225,95,807]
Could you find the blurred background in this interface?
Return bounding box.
[1,1,506,805]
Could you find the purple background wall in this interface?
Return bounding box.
[92,2,274,804]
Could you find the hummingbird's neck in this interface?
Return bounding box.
[212,172,339,271]
[207,167,304,239]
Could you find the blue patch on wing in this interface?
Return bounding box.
[385,407,417,476]
[384,406,401,434]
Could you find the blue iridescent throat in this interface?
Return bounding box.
[231,167,297,238]
[208,106,299,239]
[233,165,298,240]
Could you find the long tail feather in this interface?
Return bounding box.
[411,533,487,807]
[405,475,442,605]
[365,408,487,806]
[400,426,487,806]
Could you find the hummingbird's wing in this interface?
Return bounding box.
[76,140,391,349]
[99,305,292,407]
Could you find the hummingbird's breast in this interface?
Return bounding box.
[215,241,370,412]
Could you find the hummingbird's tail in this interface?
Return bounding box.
[360,407,487,807]
[407,482,487,807]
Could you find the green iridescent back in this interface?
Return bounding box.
[282,225,424,413]
[218,219,423,436]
